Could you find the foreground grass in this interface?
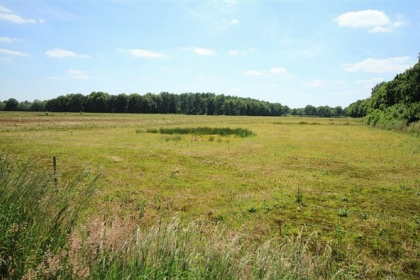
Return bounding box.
[0,112,419,278]
[0,153,96,279]
[1,154,363,279]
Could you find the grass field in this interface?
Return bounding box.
[1,112,419,279]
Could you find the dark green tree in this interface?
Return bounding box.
[5,98,19,111]
[304,105,317,116]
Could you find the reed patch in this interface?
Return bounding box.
[145,126,254,138]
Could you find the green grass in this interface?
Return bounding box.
[144,126,254,138]
[0,154,361,279]
[0,112,419,279]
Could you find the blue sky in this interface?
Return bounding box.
[0,0,419,108]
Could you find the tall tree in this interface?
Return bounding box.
[5,98,19,111]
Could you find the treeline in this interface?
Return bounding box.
[0,92,345,117]
[346,57,420,128]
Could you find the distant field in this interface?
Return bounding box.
[1,111,419,278]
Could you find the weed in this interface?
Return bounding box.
[296,187,303,204]
[247,206,258,213]
[338,208,349,218]
[359,212,368,220]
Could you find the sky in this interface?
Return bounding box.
[0,0,419,108]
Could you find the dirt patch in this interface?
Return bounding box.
[108,156,123,162]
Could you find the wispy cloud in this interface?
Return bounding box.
[46,48,90,58]
[0,37,22,43]
[213,0,237,11]
[334,10,403,33]
[245,70,265,76]
[0,5,44,24]
[193,47,215,56]
[245,67,288,76]
[44,69,90,80]
[343,57,414,73]
[219,18,239,29]
[125,49,167,58]
[269,67,287,74]
[0,48,30,57]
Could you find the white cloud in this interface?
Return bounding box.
[0,13,36,24]
[245,67,288,76]
[0,6,12,13]
[127,49,167,58]
[229,50,238,55]
[343,57,414,73]
[334,10,403,33]
[0,48,30,57]
[0,37,22,43]
[244,70,265,76]
[221,18,239,26]
[193,47,215,56]
[230,18,239,24]
[46,48,90,58]
[270,67,287,74]
[0,5,44,24]
[68,69,89,79]
[368,26,391,33]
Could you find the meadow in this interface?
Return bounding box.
[0,112,419,279]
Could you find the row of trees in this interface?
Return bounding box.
[1,92,346,117]
[346,57,420,126]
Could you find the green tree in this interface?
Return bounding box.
[5,98,19,111]
[304,105,317,116]
[114,93,128,113]
[17,101,32,111]
[30,99,46,111]
[85,92,110,112]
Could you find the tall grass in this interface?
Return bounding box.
[0,153,96,279]
[72,216,364,279]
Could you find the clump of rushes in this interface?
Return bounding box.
[0,153,97,279]
[146,127,255,138]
